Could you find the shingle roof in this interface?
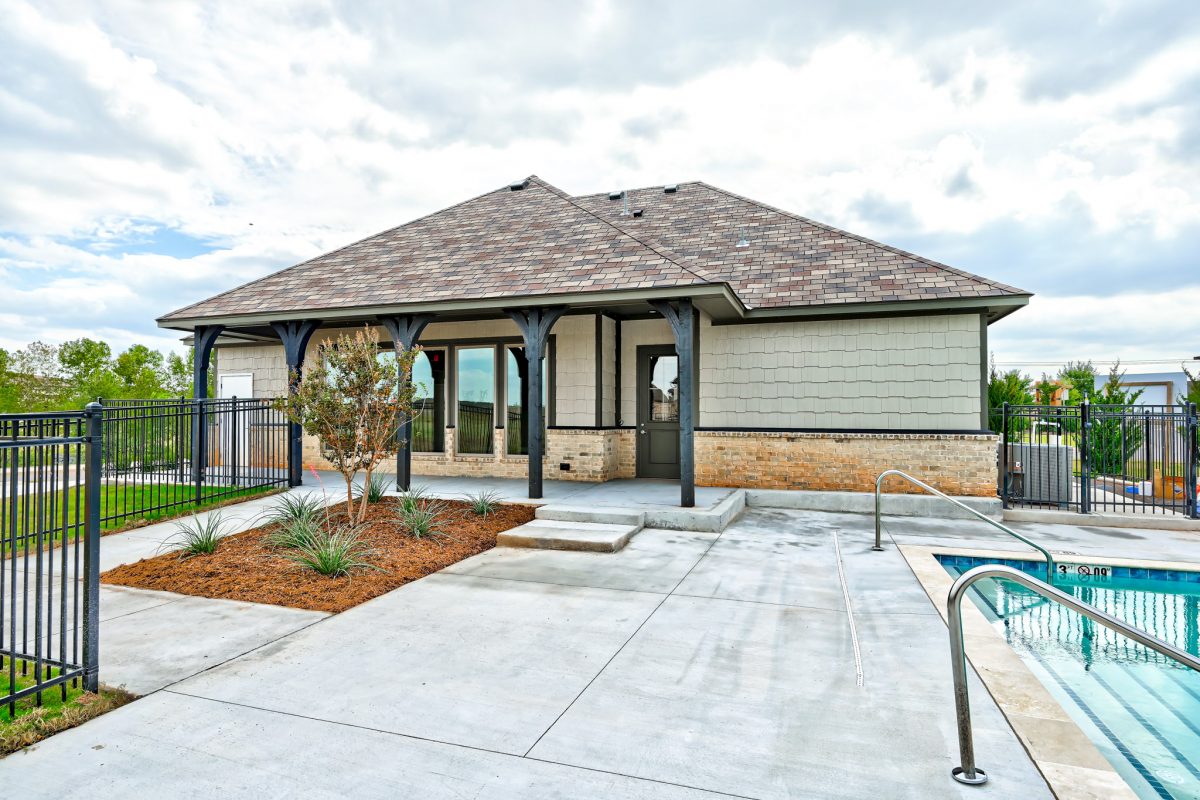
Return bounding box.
[160,177,711,322]
[572,182,1026,309]
[160,176,1026,323]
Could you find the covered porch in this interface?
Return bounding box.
[178,287,742,509]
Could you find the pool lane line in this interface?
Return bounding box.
[961,572,1179,800]
[1039,659,1178,800]
[1090,669,1200,785]
[1166,667,1200,706]
[1124,667,1200,741]
[831,529,864,688]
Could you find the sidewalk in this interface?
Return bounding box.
[7,507,1055,799]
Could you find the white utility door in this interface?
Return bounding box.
[218,373,253,399]
[216,373,253,474]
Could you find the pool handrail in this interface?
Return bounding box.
[947,564,1200,786]
[873,469,1056,583]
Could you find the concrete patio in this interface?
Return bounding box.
[4,491,1105,799]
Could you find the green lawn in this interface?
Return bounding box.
[93,482,277,529]
[1,660,83,724]
[2,483,278,552]
[1,658,135,754]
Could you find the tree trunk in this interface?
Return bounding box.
[343,471,355,514]
[357,466,374,523]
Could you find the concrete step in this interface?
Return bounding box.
[535,505,646,527]
[643,490,746,532]
[497,519,641,553]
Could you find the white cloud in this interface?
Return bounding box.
[989,287,1200,375]
[0,0,1197,369]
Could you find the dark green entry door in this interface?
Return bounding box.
[636,345,680,479]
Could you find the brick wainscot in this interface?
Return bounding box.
[694,431,999,497]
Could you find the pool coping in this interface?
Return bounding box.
[901,544,1142,800]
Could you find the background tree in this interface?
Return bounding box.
[12,341,65,410]
[1059,360,1098,405]
[58,337,120,406]
[276,327,419,523]
[114,344,168,397]
[986,359,1034,433]
[164,351,194,397]
[0,348,19,413]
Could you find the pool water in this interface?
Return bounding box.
[939,555,1200,800]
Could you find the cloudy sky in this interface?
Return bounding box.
[2,1,1198,377]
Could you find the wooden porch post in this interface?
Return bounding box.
[190,325,224,484]
[505,307,567,499]
[649,299,696,507]
[380,314,434,491]
[270,320,322,486]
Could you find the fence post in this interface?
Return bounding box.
[193,399,205,505]
[82,403,102,693]
[999,403,1010,508]
[230,398,240,488]
[1079,400,1091,515]
[1188,403,1198,520]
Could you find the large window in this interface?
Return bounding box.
[456,347,495,454]
[506,348,526,455]
[379,347,445,453]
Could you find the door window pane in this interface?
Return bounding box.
[457,347,494,454]
[649,355,679,422]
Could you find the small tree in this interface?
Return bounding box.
[986,360,1034,433]
[1180,365,1200,407]
[275,327,420,523]
[1059,360,1098,405]
[1089,363,1144,476]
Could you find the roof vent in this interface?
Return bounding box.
[509,179,530,191]
[735,227,750,248]
[608,190,623,200]
[664,184,678,194]
[632,209,644,218]
[619,190,633,217]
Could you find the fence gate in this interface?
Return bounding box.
[999,402,1199,519]
[1,407,102,713]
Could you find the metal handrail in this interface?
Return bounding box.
[873,469,1055,583]
[947,564,1200,785]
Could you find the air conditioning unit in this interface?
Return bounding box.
[1006,443,1073,507]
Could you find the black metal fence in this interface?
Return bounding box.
[446,403,530,455]
[98,398,289,529]
[998,402,1199,518]
[455,401,494,454]
[1,407,101,711]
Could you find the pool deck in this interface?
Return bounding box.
[7,491,1197,798]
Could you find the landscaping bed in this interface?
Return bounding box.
[100,497,535,613]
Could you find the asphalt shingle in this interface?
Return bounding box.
[160,177,1026,322]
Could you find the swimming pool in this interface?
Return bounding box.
[939,554,1200,800]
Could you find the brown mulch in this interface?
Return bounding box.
[100,498,535,613]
